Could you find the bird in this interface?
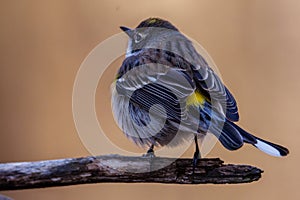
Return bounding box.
[111,17,289,168]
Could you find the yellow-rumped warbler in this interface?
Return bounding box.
[112,18,289,166]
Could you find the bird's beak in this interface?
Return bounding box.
[120,26,133,38]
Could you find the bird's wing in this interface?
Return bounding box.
[114,52,199,146]
[116,50,196,94]
[116,50,195,116]
[191,54,239,122]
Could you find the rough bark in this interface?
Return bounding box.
[0,155,263,190]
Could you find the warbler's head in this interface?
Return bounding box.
[120,18,180,56]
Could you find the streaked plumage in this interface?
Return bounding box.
[112,18,289,157]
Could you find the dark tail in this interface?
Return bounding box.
[217,120,289,157]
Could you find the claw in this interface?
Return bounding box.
[142,144,155,158]
[142,151,156,158]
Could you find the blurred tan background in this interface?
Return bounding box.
[0,0,299,199]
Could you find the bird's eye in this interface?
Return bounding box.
[134,32,144,43]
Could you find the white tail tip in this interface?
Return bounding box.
[254,139,282,157]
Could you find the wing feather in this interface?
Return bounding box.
[192,63,239,121]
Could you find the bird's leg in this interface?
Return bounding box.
[143,144,155,158]
[192,135,201,175]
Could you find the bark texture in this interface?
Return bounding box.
[0,155,263,190]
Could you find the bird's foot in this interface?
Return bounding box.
[142,145,156,172]
[142,145,155,158]
[142,148,156,158]
[192,151,201,178]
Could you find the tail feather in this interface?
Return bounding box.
[216,120,243,151]
[253,137,289,157]
[218,120,289,157]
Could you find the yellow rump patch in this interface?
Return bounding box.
[186,91,206,106]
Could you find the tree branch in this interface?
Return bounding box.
[0,155,263,190]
